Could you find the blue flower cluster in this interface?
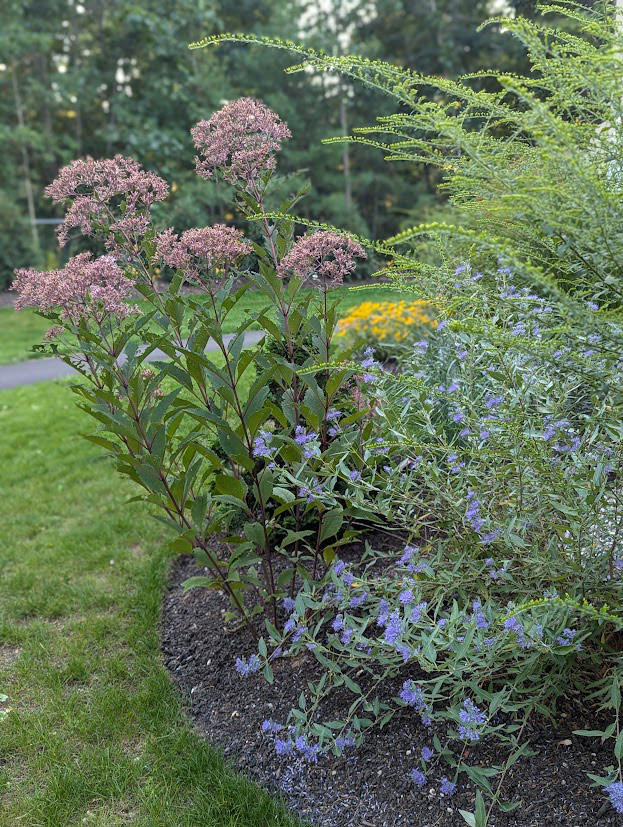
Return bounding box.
[457,697,487,742]
[606,781,623,814]
[253,429,273,459]
[235,654,260,677]
[465,492,500,546]
[294,425,320,459]
[400,680,432,726]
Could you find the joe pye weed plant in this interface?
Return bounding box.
[13,96,375,643]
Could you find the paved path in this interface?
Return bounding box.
[0,331,264,391]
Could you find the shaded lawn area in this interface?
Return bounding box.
[0,379,302,827]
[0,284,396,366]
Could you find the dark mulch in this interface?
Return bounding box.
[161,553,620,827]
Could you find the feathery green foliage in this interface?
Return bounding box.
[191,1,623,307]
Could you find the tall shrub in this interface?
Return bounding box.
[12,99,375,642]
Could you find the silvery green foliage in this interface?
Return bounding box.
[249,260,623,820]
[193,7,623,817]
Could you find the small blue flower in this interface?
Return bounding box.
[458,698,487,742]
[383,610,402,645]
[410,769,427,786]
[377,599,390,626]
[440,777,456,797]
[481,528,501,545]
[235,654,260,677]
[335,734,356,750]
[349,591,368,609]
[396,642,413,662]
[294,425,318,445]
[421,746,433,762]
[556,627,577,646]
[485,394,503,409]
[298,482,323,503]
[253,431,273,458]
[261,719,282,734]
[504,615,530,648]
[340,628,354,645]
[472,600,489,630]
[409,601,427,623]
[294,735,320,763]
[605,781,623,814]
[361,347,375,368]
[400,680,424,708]
[291,625,308,643]
[275,738,292,755]
[399,545,418,567]
[399,588,413,605]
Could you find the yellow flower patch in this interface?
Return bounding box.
[336,299,436,343]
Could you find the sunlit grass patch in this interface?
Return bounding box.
[0,380,302,827]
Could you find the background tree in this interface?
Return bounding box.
[0,0,541,288]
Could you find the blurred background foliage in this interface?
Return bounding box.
[0,0,545,289]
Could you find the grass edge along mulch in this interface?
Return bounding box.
[0,379,303,827]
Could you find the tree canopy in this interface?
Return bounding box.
[0,0,538,287]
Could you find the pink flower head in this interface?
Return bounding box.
[279,231,366,288]
[45,155,168,247]
[191,98,291,187]
[155,224,251,284]
[13,253,137,325]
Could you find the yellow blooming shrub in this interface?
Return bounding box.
[336,299,436,344]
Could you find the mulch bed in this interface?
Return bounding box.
[161,552,620,827]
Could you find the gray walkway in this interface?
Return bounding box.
[0,331,264,391]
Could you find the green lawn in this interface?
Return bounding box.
[0,284,395,366]
[0,307,53,365]
[0,379,302,827]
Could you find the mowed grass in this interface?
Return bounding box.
[0,284,396,366]
[0,379,302,827]
[0,307,52,365]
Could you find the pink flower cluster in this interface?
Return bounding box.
[155,225,252,283]
[13,253,137,326]
[279,231,366,288]
[45,155,168,247]
[191,98,291,187]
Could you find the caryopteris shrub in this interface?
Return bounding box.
[190,2,623,821]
